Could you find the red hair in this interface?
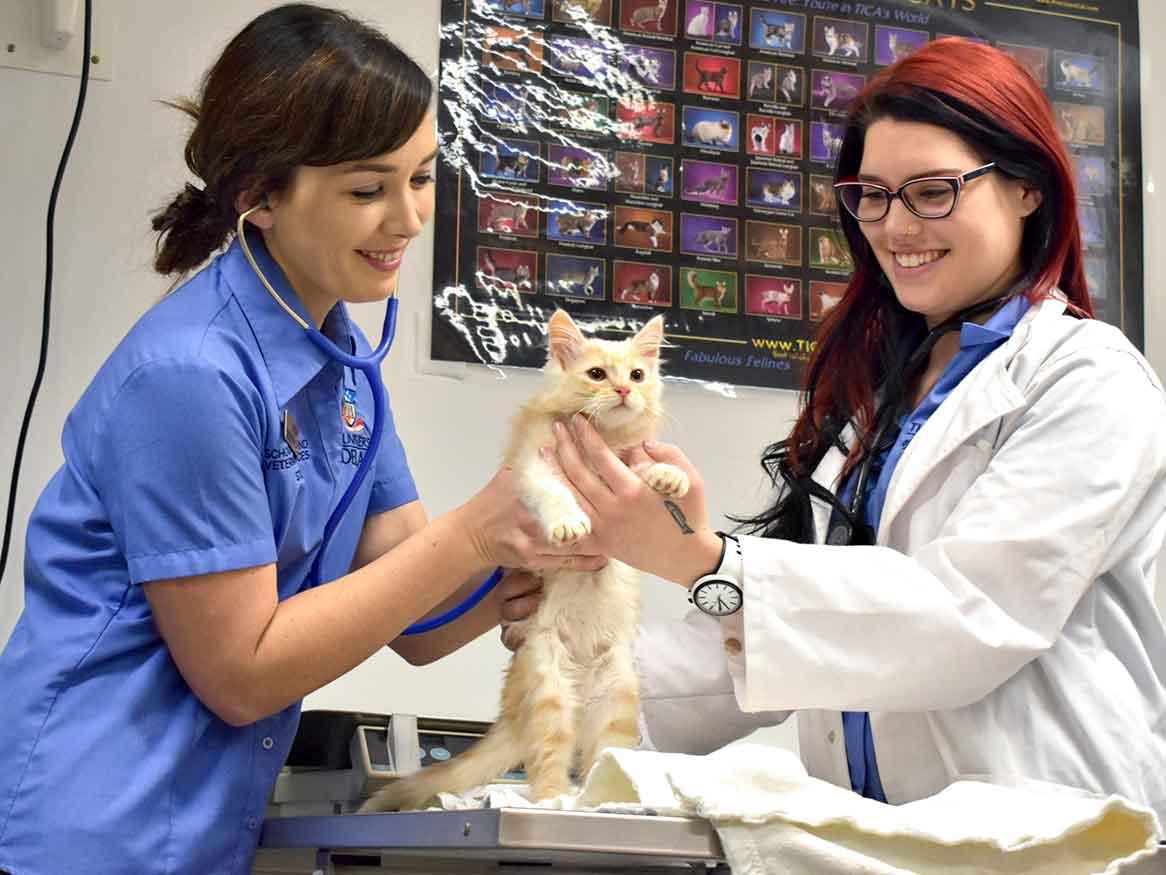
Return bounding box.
[791,37,1091,476]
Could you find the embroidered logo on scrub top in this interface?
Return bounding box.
[341,387,366,433]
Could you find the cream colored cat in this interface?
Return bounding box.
[362,310,687,811]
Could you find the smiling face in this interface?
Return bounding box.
[855,118,1041,326]
[248,113,439,326]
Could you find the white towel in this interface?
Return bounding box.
[425,736,1161,874]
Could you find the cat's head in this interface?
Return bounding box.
[543,309,665,425]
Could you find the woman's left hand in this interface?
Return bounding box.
[547,416,722,585]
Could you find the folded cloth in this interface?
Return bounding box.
[422,735,1161,875]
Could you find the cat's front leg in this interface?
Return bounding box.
[631,459,690,498]
[520,455,592,545]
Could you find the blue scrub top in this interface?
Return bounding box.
[0,233,418,875]
[838,295,1031,803]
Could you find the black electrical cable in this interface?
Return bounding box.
[0,0,93,585]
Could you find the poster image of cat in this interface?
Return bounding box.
[551,0,612,26]
[682,52,742,99]
[680,159,739,205]
[711,3,744,45]
[773,64,804,107]
[682,106,740,153]
[619,0,679,36]
[812,17,868,63]
[772,118,803,159]
[874,25,929,67]
[476,246,539,298]
[621,45,678,91]
[613,151,647,193]
[809,280,846,322]
[679,213,739,257]
[746,168,802,212]
[549,35,611,83]
[809,121,845,165]
[545,199,609,244]
[480,139,542,183]
[1054,102,1105,147]
[998,43,1048,87]
[746,275,803,319]
[477,193,541,239]
[481,82,528,128]
[1074,155,1107,198]
[745,114,776,158]
[810,69,866,115]
[613,260,673,306]
[545,253,607,300]
[1078,205,1106,247]
[1083,255,1107,302]
[680,267,738,314]
[745,61,775,103]
[809,174,838,217]
[556,91,610,134]
[686,1,742,45]
[482,26,545,74]
[1054,51,1105,95]
[547,145,608,191]
[485,0,547,18]
[808,228,854,271]
[745,220,801,266]
[748,9,806,55]
[614,205,674,251]
[645,156,674,196]
[615,98,676,144]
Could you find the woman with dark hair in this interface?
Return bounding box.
[0,6,594,873]
[514,38,1166,818]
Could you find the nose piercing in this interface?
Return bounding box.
[905,222,922,236]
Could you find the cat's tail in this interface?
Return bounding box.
[686,270,698,292]
[360,720,521,812]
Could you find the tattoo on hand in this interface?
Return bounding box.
[664,500,695,534]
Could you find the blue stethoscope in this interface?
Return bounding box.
[236,205,501,635]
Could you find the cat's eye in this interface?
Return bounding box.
[586,367,606,381]
[630,369,645,382]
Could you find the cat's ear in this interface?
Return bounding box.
[632,315,665,359]
[547,309,587,368]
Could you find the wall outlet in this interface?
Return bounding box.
[0,0,113,82]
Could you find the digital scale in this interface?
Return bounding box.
[257,709,729,873]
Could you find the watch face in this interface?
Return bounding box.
[693,580,742,616]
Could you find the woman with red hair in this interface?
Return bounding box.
[521,38,1166,817]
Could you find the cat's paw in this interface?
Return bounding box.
[546,508,592,545]
[642,463,690,498]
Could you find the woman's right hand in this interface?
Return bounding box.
[497,569,543,652]
[457,466,607,573]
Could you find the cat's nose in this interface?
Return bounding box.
[615,386,630,398]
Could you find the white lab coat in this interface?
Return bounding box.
[636,296,1166,821]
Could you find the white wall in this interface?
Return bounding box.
[0,2,1161,756]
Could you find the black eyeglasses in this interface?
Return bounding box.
[833,162,997,222]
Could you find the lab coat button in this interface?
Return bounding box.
[828,730,837,744]
[261,736,274,750]
[724,637,742,655]
[247,816,259,830]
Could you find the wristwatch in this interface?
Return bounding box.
[688,532,744,617]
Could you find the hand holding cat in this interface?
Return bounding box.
[496,570,543,652]
[549,417,723,586]
[458,466,608,572]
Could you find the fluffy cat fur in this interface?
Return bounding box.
[362,311,687,812]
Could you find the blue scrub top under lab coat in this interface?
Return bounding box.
[838,294,1031,803]
[0,233,418,875]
